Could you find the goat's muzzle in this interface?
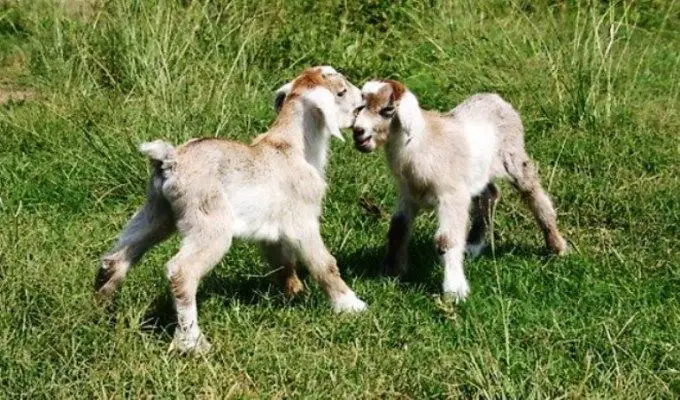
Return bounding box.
[352,127,374,153]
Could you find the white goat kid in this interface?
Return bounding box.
[352,80,568,301]
[96,66,366,354]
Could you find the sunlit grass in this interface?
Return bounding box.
[0,0,678,397]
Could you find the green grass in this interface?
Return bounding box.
[1,0,679,397]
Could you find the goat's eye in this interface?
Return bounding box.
[354,105,365,116]
[338,89,347,97]
[379,106,396,118]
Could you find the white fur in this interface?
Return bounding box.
[361,80,387,94]
[442,250,469,302]
[395,92,425,138]
[302,86,344,142]
[316,65,338,76]
[332,291,367,313]
[228,185,284,242]
[139,140,174,162]
[463,121,498,196]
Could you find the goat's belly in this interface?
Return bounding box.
[232,212,281,242]
[228,193,281,242]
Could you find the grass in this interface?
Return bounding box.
[1,0,679,397]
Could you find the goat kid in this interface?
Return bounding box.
[96,66,366,354]
[352,80,567,301]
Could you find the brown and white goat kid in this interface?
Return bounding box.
[352,80,567,301]
[96,66,366,354]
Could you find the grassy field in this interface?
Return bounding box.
[1,0,679,397]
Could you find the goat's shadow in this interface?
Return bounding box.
[139,237,546,337]
[140,269,281,337]
[337,236,548,291]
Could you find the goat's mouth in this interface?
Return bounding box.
[354,136,374,153]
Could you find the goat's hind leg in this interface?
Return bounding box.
[261,242,304,298]
[290,225,366,313]
[167,206,232,355]
[96,196,174,303]
[504,153,567,255]
[466,183,500,258]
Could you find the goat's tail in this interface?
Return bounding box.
[139,140,176,197]
[139,140,175,163]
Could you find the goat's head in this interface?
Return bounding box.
[273,66,362,141]
[352,79,420,153]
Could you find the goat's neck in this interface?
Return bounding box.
[388,105,427,150]
[268,99,329,176]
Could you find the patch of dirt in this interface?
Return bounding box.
[57,0,101,19]
[0,85,33,104]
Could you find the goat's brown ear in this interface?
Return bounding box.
[384,80,406,103]
[274,82,293,113]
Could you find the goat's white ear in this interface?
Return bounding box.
[395,92,423,136]
[274,82,293,113]
[302,87,344,141]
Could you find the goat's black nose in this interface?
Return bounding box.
[353,127,365,138]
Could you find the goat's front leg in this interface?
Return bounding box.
[435,193,472,302]
[290,226,367,313]
[382,197,418,277]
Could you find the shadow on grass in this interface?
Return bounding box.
[338,237,546,291]
[140,272,280,336]
[137,238,546,336]
[337,239,440,293]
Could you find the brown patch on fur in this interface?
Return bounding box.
[546,230,567,255]
[273,67,340,118]
[383,79,406,102]
[251,133,292,152]
[434,233,451,254]
[278,264,304,298]
[170,271,191,307]
[365,85,392,111]
[262,137,291,151]
[291,69,325,93]
[364,80,407,112]
[316,262,349,300]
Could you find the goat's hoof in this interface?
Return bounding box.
[168,331,211,356]
[282,276,305,298]
[333,292,367,313]
[548,234,569,256]
[443,279,470,303]
[465,242,486,259]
